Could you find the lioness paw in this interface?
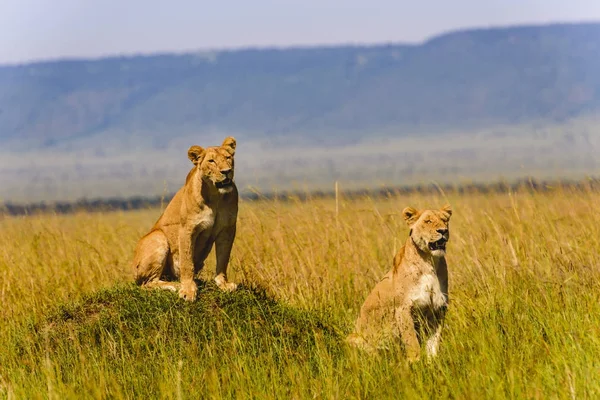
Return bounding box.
[346,334,373,351]
[406,350,421,363]
[215,276,237,292]
[218,281,238,292]
[178,281,198,301]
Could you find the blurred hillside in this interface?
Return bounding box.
[1,22,600,202]
[2,22,600,150]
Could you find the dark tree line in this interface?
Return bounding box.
[2,178,599,217]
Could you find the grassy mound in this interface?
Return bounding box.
[7,282,344,398]
[41,282,341,356]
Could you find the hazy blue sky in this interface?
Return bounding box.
[2,0,600,64]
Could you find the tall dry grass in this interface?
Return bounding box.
[1,186,600,398]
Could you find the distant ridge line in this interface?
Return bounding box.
[2,21,599,67]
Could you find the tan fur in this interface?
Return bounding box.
[133,137,239,301]
[347,205,453,361]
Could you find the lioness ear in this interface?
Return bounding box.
[440,204,452,218]
[402,207,420,225]
[222,136,236,156]
[187,145,205,165]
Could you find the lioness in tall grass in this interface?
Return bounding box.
[133,137,238,301]
[347,205,452,361]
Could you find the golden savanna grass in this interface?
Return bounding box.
[1,186,600,398]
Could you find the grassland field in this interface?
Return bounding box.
[1,185,600,399]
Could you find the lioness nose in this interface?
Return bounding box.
[221,168,232,176]
[437,228,448,235]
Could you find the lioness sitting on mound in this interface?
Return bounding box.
[347,205,453,361]
[133,137,239,301]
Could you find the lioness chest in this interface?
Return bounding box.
[190,209,216,233]
[409,273,447,311]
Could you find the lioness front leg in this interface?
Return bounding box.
[214,225,237,292]
[425,323,443,359]
[396,306,421,362]
[178,227,198,301]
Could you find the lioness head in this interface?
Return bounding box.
[402,205,452,257]
[187,137,236,193]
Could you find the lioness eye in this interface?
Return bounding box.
[208,159,216,164]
